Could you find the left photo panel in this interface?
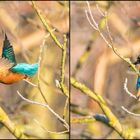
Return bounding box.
[0,1,69,139]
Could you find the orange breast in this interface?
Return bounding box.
[0,70,27,84]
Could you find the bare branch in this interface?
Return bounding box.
[85,10,98,30]
[85,1,140,75]
[96,4,106,17]
[23,79,38,87]
[86,1,98,29]
[122,106,140,117]
[123,78,137,99]
[37,29,55,104]
[17,90,69,130]
[59,34,69,97]
[34,119,68,134]
[105,13,114,44]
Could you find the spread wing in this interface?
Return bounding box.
[2,34,16,65]
[0,57,14,72]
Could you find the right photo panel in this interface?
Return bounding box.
[71,1,140,139]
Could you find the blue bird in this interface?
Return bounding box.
[133,55,140,90]
[136,75,140,90]
[0,33,38,84]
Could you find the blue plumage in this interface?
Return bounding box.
[136,74,140,90]
[11,63,38,76]
[2,34,17,64]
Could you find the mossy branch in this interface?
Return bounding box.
[63,97,69,119]
[32,1,69,98]
[71,117,96,123]
[71,114,109,124]
[31,1,63,49]
[59,35,69,97]
[61,35,67,84]
[71,77,133,139]
[0,107,27,139]
[31,1,69,133]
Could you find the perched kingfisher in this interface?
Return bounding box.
[0,33,38,84]
[133,55,140,90]
[131,55,140,98]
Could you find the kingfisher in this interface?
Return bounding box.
[133,55,140,90]
[0,33,38,84]
[131,55,140,98]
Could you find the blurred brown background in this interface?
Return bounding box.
[0,1,69,139]
[71,1,140,139]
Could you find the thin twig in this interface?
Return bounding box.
[23,79,38,87]
[86,1,98,29]
[123,78,137,99]
[85,10,98,30]
[31,0,69,135]
[96,4,106,17]
[17,91,69,130]
[34,119,68,134]
[122,106,140,117]
[85,1,140,76]
[70,77,131,139]
[61,35,67,84]
[32,1,69,98]
[122,78,140,117]
[105,14,114,44]
[37,33,49,104]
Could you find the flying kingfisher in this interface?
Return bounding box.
[0,33,38,84]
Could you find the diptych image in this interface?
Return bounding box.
[0,1,140,139]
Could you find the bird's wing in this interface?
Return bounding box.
[0,57,14,72]
[2,34,16,65]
